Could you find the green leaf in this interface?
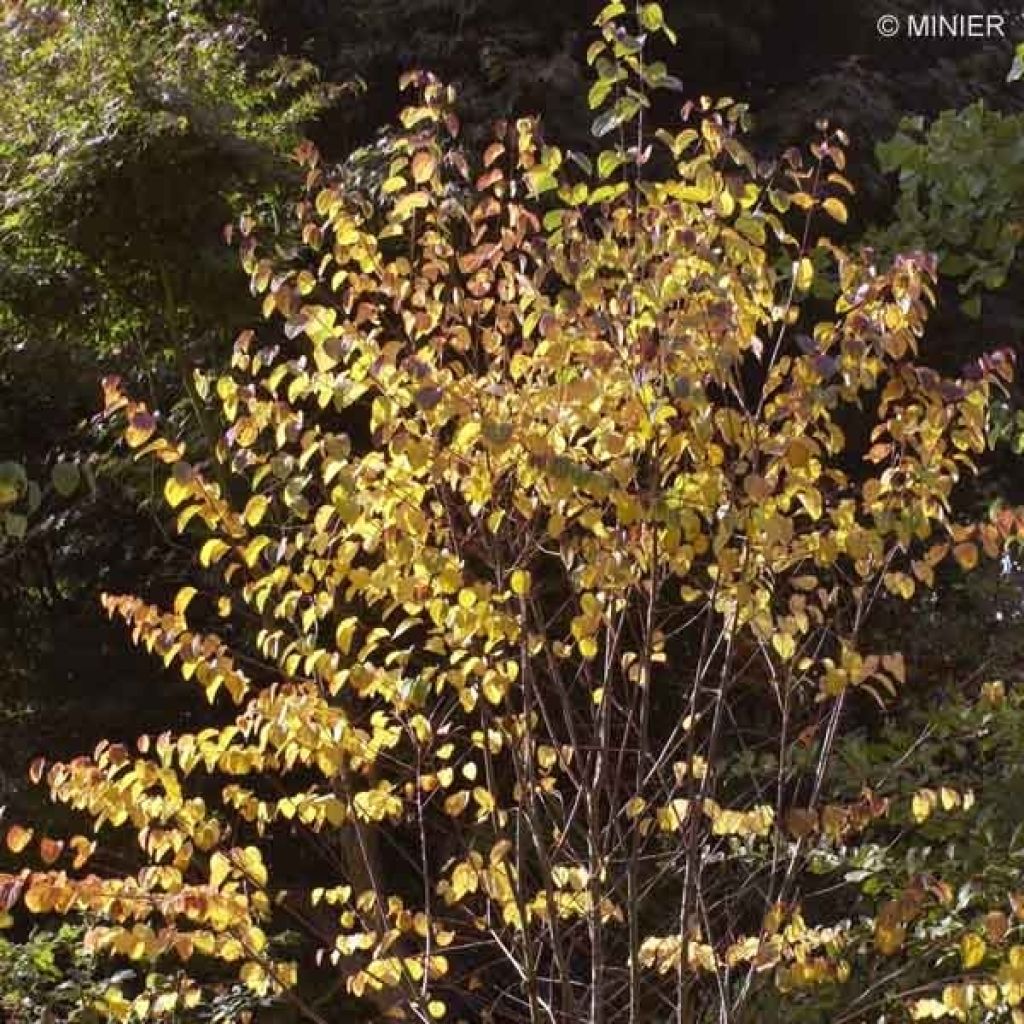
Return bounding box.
[588,78,614,111]
[876,134,918,173]
[597,150,625,180]
[1008,43,1024,83]
[589,182,629,204]
[735,215,766,246]
[0,462,27,507]
[638,3,664,31]
[643,61,668,87]
[51,462,81,498]
[568,151,593,177]
[595,1,627,26]
[612,32,645,56]
[25,481,42,515]
[526,168,558,196]
[4,512,27,541]
[592,109,623,139]
[543,209,566,231]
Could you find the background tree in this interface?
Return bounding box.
[0,0,341,787]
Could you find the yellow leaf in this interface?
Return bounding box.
[353,788,401,822]
[875,920,905,955]
[451,862,478,900]
[911,789,936,823]
[240,961,268,994]
[822,197,848,224]
[625,796,647,819]
[772,631,796,660]
[428,1001,447,1020]
[392,190,431,219]
[164,474,192,508]
[943,985,970,1013]
[335,617,359,656]
[510,569,531,596]
[472,787,495,815]
[797,488,823,521]
[537,745,558,772]
[199,538,230,567]
[656,799,689,831]
[489,840,513,865]
[69,835,95,870]
[481,673,506,705]
[638,2,664,31]
[23,882,53,915]
[911,998,950,1019]
[236,846,268,888]
[794,257,814,291]
[210,851,232,889]
[715,188,736,218]
[961,932,986,969]
[173,586,197,616]
[243,495,270,527]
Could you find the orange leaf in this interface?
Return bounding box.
[953,542,979,570]
[39,838,64,865]
[411,150,437,184]
[5,825,33,854]
[69,836,95,870]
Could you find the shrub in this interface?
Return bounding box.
[2,4,1019,1022]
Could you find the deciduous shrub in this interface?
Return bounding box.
[2,5,1020,1023]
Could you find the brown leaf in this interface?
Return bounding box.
[39,838,64,865]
